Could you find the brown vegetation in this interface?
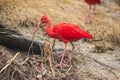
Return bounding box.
[0,0,120,80]
[113,0,120,6]
[0,0,120,50]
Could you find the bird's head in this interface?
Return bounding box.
[32,15,51,40]
[40,15,51,23]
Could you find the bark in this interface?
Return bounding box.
[0,24,42,54]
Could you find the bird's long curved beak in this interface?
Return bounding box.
[32,22,42,41]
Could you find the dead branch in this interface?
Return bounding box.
[0,25,42,54]
[0,52,20,73]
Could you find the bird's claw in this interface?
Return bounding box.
[55,62,66,69]
[84,15,89,20]
[64,60,71,64]
[64,57,72,64]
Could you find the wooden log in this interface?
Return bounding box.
[0,25,43,54]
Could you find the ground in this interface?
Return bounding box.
[0,0,120,80]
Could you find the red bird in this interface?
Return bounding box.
[84,0,101,19]
[32,15,93,68]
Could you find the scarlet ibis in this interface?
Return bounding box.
[84,0,101,19]
[32,15,93,68]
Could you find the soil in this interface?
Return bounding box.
[0,0,120,80]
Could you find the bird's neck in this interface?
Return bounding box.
[46,20,54,37]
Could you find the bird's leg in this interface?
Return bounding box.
[55,43,67,68]
[91,4,96,16]
[65,42,74,64]
[93,4,96,11]
[85,4,91,19]
[90,4,96,21]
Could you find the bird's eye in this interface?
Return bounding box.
[41,18,47,23]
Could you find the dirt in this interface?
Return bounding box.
[0,40,120,80]
[0,0,120,80]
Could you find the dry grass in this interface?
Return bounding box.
[0,0,120,79]
[0,0,120,50]
[0,44,56,80]
[0,43,120,80]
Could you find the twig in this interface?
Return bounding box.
[27,41,34,56]
[21,57,29,65]
[66,65,72,74]
[48,54,55,78]
[44,39,56,78]
[0,52,20,73]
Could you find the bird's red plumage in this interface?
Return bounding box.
[51,23,93,43]
[84,0,101,5]
[33,15,93,68]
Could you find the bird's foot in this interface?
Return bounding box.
[64,56,72,64]
[55,62,66,69]
[64,59,72,64]
[84,15,89,20]
[84,12,95,24]
[84,16,94,24]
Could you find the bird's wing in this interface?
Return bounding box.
[52,23,84,41]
